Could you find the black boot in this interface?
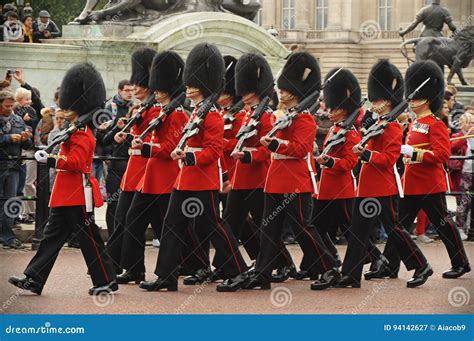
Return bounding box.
[116,271,145,284]
[88,281,118,295]
[207,269,225,282]
[243,273,271,290]
[139,277,178,292]
[333,275,361,288]
[364,255,398,280]
[216,273,250,292]
[271,265,297,283]
[407,264,433,288]
[442,264,471,279]
[290,270,319,281]
[310,268,340,290]
[183,268,211,285]
[8,276,43,295]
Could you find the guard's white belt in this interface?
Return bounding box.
[271,153,307,160]
[242,147,258,152]
[186,147,203,152]
[128,149,141,156]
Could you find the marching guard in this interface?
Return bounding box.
[246,52,339,290]
[386,60,470,280]
[8,63,117,295]
[139,43,249,292]
[117,51,192,284]
[106,48,161,275]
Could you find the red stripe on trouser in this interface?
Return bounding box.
[439,195,466,264]
[210,192,242,273]
[82,207,110,283]
[391,197,424,267]
[298,196,328,272]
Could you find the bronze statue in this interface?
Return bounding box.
[74,0,261,25]
[400,25,474,85]
[399,0,458,38]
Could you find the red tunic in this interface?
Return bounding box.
[264,111,317,194]
[357,121,402,198]
[317,125,360,200]
[138,107,189,194]
[120,104,160,192]
[403,112,451,195]
[231,109,273,190]
[174,106,223,191]
[49,127,103,208]
[222,109,246,182]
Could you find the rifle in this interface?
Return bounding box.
[44,107,99,153]
[176,93,219,151]
[118,95,157,134]
[359,77,431,147]
[223,98,245,124]
[266,90,319,138]
[232,96,271,154]
[321,97,368,157]
[138,92,186,141]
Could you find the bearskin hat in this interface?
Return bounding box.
[323,68,361,114]
[183,43,225,97]
[405,60,445,114]
[277,52,321,100]
[223,55,238,98]
[235,53,274,98]
[368,59,404,107]
[149,51,184,98]
[130,47,157,87]
[59,63,105,116]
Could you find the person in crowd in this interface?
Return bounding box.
[446,84,465,118]
[46,109,66,189]
[33,10,61,40]
[3,11,23,42]
[439,99,451,130]
[0,90,33,249]
[451,111,474,241]
[14,87,38,223]
[12,69,44,115]
[50,88,60,110]
[0,79,11,91]
[22,15,37,43]
[36,107,54,147]
[100,80,134,237]
[314,99,331,153]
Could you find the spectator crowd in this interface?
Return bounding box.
[1,2,61,43]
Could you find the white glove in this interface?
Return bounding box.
[34,150,49,163]
[400,145,414,157]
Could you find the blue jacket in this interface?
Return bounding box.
[0,114,33,170]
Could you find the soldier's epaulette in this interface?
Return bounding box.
[175,106,184,112]
[300,109,311,115]
[209,105,218,112]
[78,126,87,131]
[432,114,441,121]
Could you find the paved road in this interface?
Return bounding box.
[1,242,472,314]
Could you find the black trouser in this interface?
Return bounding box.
[155,189,247,281]
[105,167,125,236]
[213,188,294,269]
[24,206,115,286]
[256,193,337,278]
[120,192,170,274]
[106,190,135,271]
[385,193,469,271]
[342,196,427,282]
[311,198,384,265]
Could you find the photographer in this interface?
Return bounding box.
[33,10,61,40]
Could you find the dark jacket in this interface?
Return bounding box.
[0,113,33,170]
[32,19,61,39]
[14,105,38,133]
[102,123,130,174]
[21,82,44,115]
